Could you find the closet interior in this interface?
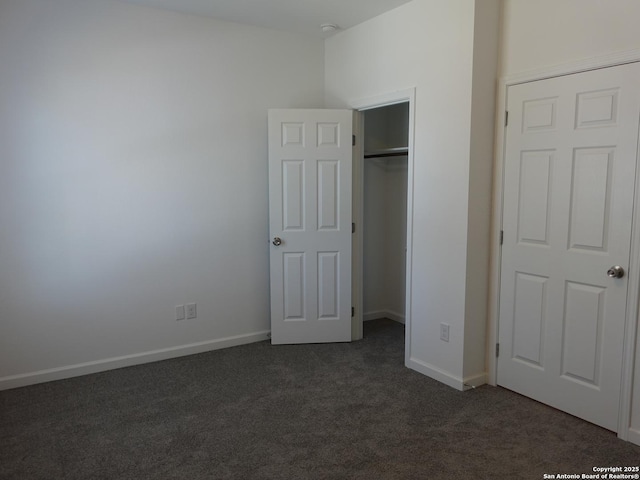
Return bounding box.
[362,102,409,325]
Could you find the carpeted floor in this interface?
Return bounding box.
[1,319,639,479]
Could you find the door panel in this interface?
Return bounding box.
[518,150,552,244]
[512,272,547,367]
[317,160,339,230]
[498,63,640,431]
[268,109,352,344]
[562,281,604,385]
[283,253,305,320]
[282,160,304,231]
[568,148,612,251]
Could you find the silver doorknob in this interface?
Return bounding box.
[607,265,625,278]
[272,237,282,246]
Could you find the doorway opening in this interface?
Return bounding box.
[351,97,412,351]
[361,103,409,335]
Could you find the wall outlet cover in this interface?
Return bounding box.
[440,323,450,342]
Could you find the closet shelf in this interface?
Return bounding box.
[364,147,408,159]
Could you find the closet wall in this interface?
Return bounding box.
[363,103,409,324]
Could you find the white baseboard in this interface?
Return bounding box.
[628,427,640,447]
[462,372,488,390]
[363,309,405,324]
[0,330,271,391]
[406,357,466,391]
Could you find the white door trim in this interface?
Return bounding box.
[349,89,416,362]
[625,111,640,445]
[488,49,640,442]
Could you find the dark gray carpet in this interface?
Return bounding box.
[1,319,638,479]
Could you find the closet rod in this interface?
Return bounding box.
[364,151,408,159]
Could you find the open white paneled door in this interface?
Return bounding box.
[268,109,353,344]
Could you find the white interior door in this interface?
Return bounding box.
[498,62,640,431]
[268,109,353,344]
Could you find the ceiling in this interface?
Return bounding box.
[116,0,413,37]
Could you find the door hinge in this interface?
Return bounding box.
[352,134,356,146]
[496,343,500,358]
[351,306,355,317]
[500,230,504,245]
[505,111,509,127]
[352,222,356,234]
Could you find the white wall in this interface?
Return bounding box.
[500,0,640,77]
[463,0,500,381]
[326,0,499,389]
[363,160,388,316]
[384,159,408,319]
[0,0,324,387]
[363,157,407,323]
[500,0,640,445]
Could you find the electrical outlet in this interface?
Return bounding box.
[440,323,450,342]
[186,303,197,319]
[176,305,185,321]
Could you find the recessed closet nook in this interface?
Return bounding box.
[362,102,409,326]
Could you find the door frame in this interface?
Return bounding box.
[488,49,640,441]
[349,89,416,358]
